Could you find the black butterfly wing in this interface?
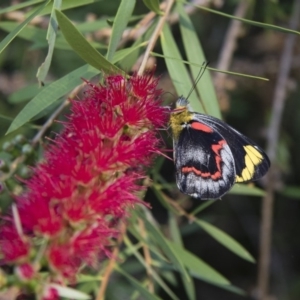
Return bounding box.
[193,113,270,183]
[174,121,236,199]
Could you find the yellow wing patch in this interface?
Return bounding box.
[236,145,263,182]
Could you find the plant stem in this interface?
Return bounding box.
[257,0,300,298]
[137,0,175,75]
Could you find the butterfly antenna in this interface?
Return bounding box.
[186,61,209,101]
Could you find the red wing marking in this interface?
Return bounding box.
[181,140,226,180]
[190,122,213,133]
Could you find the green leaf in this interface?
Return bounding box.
[106,0,136,61]
[160,270,177,287]
[8,84,43,104]
[229,184,265,196]
[36,0,62,83]
[280,186,300,199]
[161,24,204,112]
[191,200,216,215]
[119,21,157,70]
[182,273,196,300]
[55,10,122,73]
[210,283,246,296]
[107,14,145,27]
[112,42,147,63]
[76,19,108,33]
[169,212,183,247]
[143,217,193,299]
[32,98,62,121]
[6,64,100,135]
[0,114,13,122]
[76,274,101,283]
[0,22,106,51]
[192,3,300,36]
[0,21,46,43]
[177,3,220,118]
[168,241,230,286]
[5,43,134,135]
[151,52,269,81]
[28,0,102,17]
[116,267,163,300]
[143,0,163,15]
[207,66,269,81]
[128,224,170,265]
[124,237,180,300]
[151,186,178,213]
[0,1,50,56]
[0,0,44,15]
[144,218,189,280]
[195,219,255,263]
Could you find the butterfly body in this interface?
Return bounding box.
[170,96,270,199]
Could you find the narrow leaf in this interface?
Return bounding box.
[210,283,246,296]
[229,184,265,196]
[0,0,44,15]
[128,223,170,264]
[0,114,13,122]
[128,215,171,265]
[106,0,136,61]
[0,22,106,51]
[191,200,216,215]
[76,19,108,33]
[280,186,300,199]
[169,212,183,247]
[0,1,49,55]
[55,10,121,73]
[116,267,163,300]
[0,22,46,44]
[36,0,62,83]
[6,64,100,135]
[181,272,196,300]
[168,241,230,285]
[193,3,300,36]
[177,3,220,118]
[208,66,269,81]
[6,44,132,134]
[143,218,191,282]
[124,237,180,300]
[151,52,269,81]
[112,42,147,63]
[151,186,178,213]
[195,219,255,263]
[8,84,42,104]
[28,0,101,17]
[161,24,204,112]
[143,0,163,15]
[119,20,157,70]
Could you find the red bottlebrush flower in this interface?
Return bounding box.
[47,223,117,278]
[0,73,168,281]
[0,225,30,262]
[15,263,36,281]
[42,285,59,300]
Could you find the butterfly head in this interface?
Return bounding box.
[175,96,191,111]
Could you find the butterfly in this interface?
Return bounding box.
[170,96,270,199]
